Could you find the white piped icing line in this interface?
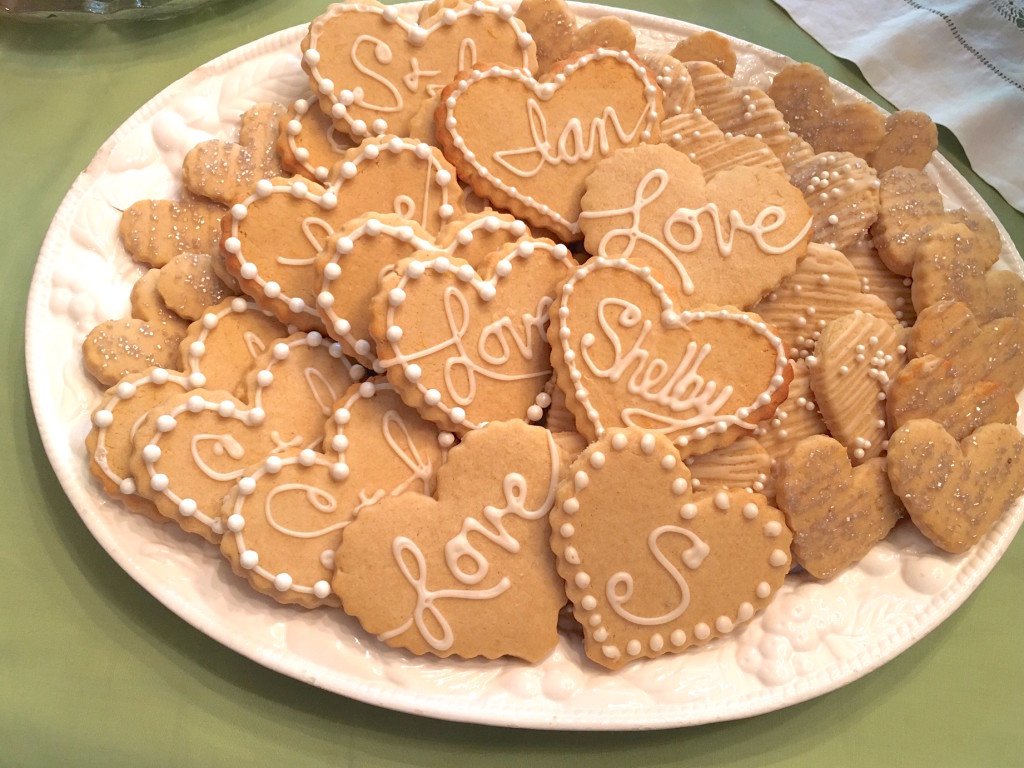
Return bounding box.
[554,258,789,450]
[303,2,533,138]
[225,135,461,328]
[284,94,355,182]
[440,48,661,236]
[184,297,290,385]
[377,239,576,432]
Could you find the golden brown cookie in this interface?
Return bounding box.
[868,111,938,173]
[888,420,1024,554]
[579,143,811,307]
[372,239,577,433]
[843,236,916,327]
[129,266,190,339]
[775,434,902,579]
[660,108,785,182]
[156,251,234,322]
[786,150,880,252]
[278,94,356,183]
[119,193,225,268]
[182,102,287,206]
[435,48,662,241]
[82,317,183,387]
[302,2,536,139]
[684,437,771,495]
[516,0,636,74]
[334,420,570,662]
[670,30,737,77]
[807,310,907,463]
[550,428,791,669]
[220,378,448,608]
[549,258,792,457]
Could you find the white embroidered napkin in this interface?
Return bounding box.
[773,0,1024,212]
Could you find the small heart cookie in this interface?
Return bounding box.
[550,429,791,669]
[82,318,183,387]
[888,420,1024,554]
[752,243,897,361]
[868,111,939,173]
[156,251,234,322]
[182,102,287,206]
[775,434,902,579]
[786,151,880,252]
[843,236,916,327]
[550,258,792,457]
[119,193,224,268]
[579,143,811,307]
[660,108,784,182]
[684,436,771,495]
[220,378,448,608]
[887,355,1019,441]
[129,267,190,339]
[669,30,737,77]
[372,239,576,433]
[334,420,570,662]
[278,94,356,183]
[516,0,636,74]
[302,2,535,139]
[807,310,907,463]
[436,48,663,241]
[909,300,1024,392]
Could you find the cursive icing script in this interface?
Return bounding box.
[579,170,812,296]
[606,524,709,625]
[580,298,754,434]
[493,98,654,178]
[378,432,560,651]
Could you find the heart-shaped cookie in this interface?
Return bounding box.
[220,378,449,608]
[659,108,784,183]
[808,310,907,463]
[909,300,1024,392]
[120,193,224,268]
[887,355,1019,441]
[131,332,363,541]
[278,94,357,183]
[315,211,531,366]
[436,48,663,241]
[302,2,535,139]
[371,240,576,433]
[843,235,916,328]
[684,436,770,495]
[670,30,737,77]
[182,102,287,206]
[786,150,880,252]
[221,135,465,330]
[334,420,569,662]
[82,318,183,387]
[550,428,791,669]
[515,0,636,73]
[156,251,234,322]
[775,434,902,579]
[129,267,190,339]
[579,143,811,307]
[550,258,791,457]
[888,420,1024,554]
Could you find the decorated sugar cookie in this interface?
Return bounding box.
[659,107,784,182]
[129,266,190,339]
[302,1,536,139]
[786,150,880,252]
[334,420,570,662]
[579,143,812,307]
[669,30,737,77]
[156,251,235,322]
[82,317,183,387]
[550,429,791,669]
[278,94,357,183]
[549,258,792,457]
[684,437,771,495]
[131,332,363,541]
[119,193,225,268]
[221,135,465,331]
[775,434,902,579]
[371,239,576,433]
[436,48,663,241]
[843,236,915,328]
[220,378,449,608]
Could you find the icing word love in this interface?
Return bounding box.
[578,143,811,307]
[379,431,560,651]
[303,2,534,138]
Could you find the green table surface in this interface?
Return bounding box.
[2,1,1022,765]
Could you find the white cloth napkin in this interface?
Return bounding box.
[773,0,1024,212]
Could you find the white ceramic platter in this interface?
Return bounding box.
[25,2,1024,730]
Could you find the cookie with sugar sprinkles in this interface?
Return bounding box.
[129,266,190,339]
[221,135,465,331]
[301,1,536,139]
[156,251,235,322]
[775,433,902,579]
[220,377,450,608]
[786,150,880,252]
[807,310,907,464]
[888,420,1024,554]
[550,428,791,669]
[371,239,575,434]
[753,242,897,361]
[182,102,287,207]
[119,193,225,269]
[278,94,356,183]
[549,258,792,457]
[83,317,183,387]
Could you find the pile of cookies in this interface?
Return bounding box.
[82,0,1024,671]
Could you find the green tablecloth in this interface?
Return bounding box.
[2,1,1021,765]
